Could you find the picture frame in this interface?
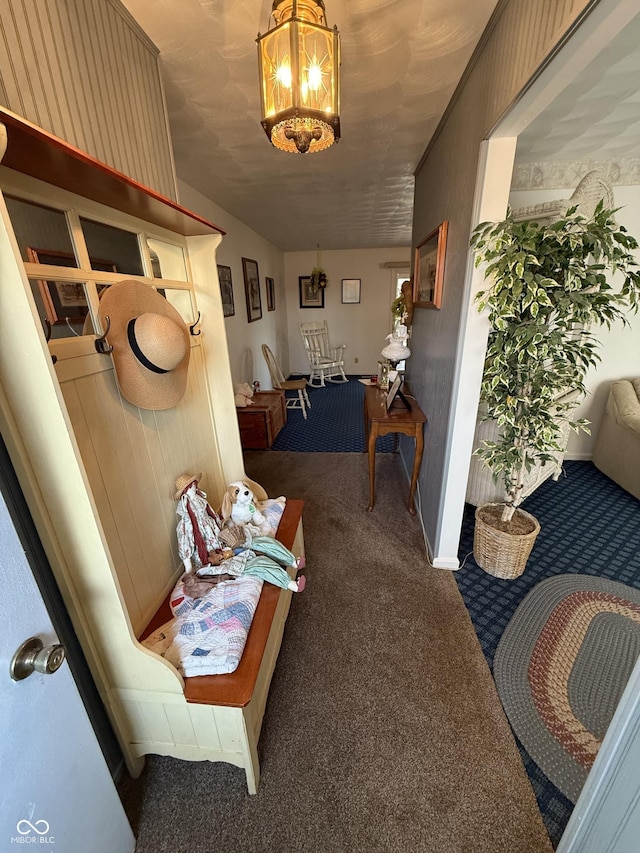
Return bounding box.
[385,373,409,411]
[26,247,115,325]
[299,275,325,309]
[341,278,361,304]
[266,276,276,311]
[242,257,262,323]
[217,264,235,317]
[413,221,448,309]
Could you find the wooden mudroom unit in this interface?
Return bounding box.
[0,108,303,794]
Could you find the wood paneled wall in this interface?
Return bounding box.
[0,0,176,200]
[56,336,227,637]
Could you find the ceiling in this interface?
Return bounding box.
[121,0,500,251]
[514,11,640,169]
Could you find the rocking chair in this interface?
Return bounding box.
[299,321,348,387]
[261,344,311,419]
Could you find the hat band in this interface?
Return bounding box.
[127,318,169,374]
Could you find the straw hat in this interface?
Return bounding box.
[98,280,190,410]
[174,472,202,500]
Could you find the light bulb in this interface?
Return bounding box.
[276,63,292,88]
[307,63,322,90]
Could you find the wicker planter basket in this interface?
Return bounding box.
[473,503,541,579]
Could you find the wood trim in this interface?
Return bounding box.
[0,106,225,238]
[139,498,304,708]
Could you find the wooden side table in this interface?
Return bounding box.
[236,390,286,449]
[363,384,426,514]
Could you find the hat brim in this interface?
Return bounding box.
[99,280,191,411]
[174,473,202,500]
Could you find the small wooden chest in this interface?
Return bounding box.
[237,390,286,449]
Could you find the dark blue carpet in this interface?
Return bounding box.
[456,460,640,847]
[272,376,394,452]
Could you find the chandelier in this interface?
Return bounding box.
[257,0,341,154]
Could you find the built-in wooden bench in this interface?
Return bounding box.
[138,498,304,792]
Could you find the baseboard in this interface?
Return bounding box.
[431,556,461,571]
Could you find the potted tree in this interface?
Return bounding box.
[470,201,640,578]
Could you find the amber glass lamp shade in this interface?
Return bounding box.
[257,0,341,154]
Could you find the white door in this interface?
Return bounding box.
[0,487,135,853]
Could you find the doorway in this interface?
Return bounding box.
[462,0,640,847]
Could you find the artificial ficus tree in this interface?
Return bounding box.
[470,201,640,523]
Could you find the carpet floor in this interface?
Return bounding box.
[273,377,394,452]
[119,452,552,853]
[457,460,640,845]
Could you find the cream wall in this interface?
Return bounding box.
[410,0,594,567]
[177,179,287,391]
[285,249,410,377]
[509,183,640,459]
[173,189,411,387]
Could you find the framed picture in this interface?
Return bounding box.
[242,257,262,323]
[341,278,361,304]
[299,275,325,309]
[217,264,235,317]
[385,373,409,410]
[266,277,276,311]
[413,221,448,309]
[26,247,115,325]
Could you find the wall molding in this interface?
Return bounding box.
[513,158,640,190]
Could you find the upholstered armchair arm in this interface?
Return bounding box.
[608,379,640,434]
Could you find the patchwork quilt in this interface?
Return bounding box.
[142,498,286,677]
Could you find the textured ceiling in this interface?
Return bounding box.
[515,13,640,168]
[121,0,499,251]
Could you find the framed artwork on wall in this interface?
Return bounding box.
[266,277,275,311]
[341,278,361,304]
[242,257,262,322]
[217,264,235,317]
[413,221,448,309]
[299,275,325,308]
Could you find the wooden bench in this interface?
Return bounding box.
[137,499,304,792]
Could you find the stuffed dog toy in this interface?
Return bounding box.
[220,481,273,536]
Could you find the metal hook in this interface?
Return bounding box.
[190,311,201,336]
[43,319,57,363]
[94,315,113,354]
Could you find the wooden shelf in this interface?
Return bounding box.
[0,106,225,237]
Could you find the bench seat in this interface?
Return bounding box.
[135,498,304,791]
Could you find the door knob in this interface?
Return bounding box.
[10,636,66,681]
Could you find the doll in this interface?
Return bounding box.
[174,473,306,594]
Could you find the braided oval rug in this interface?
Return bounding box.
[494,574,640,803]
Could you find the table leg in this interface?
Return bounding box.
[367,423,378,511]
[408,425,424,515]
[363,398,369,452]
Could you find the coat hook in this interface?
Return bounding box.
[95,315,113,354]
[190,311,201,336]
[44,319,57,363]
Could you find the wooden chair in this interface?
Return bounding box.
[299,320,348,387]
[262,344,311,419]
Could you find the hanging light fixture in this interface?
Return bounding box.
[256,0,341,154]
